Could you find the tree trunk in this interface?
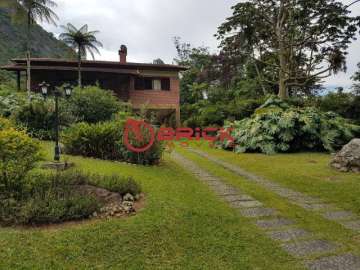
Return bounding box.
[252,58,267,95]
[78,45,82,87]
[278,50,288,99]
[276,0,289,100]
[26,12,31,98]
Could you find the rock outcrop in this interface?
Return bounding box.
[330,139,360,172]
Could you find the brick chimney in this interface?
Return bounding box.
[119,45,127,64]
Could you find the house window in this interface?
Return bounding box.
[144,78,153,89]
[161,78,170,91]
[134,77,171,91]
[153,79,161,90]
[135,77,152,90]
[135,77,144,90]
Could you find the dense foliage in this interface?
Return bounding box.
[182,98,264,128]
[0,118,42,194]
[220,97,360,154]
[67,86,128,123]
[0,8,74,71]
[0,84,26,117]
[62,119,164,165]
[13,95,75,139]
[8,86,128,139]
[0,119,141,225]
[316,90,360,124]
[216,0,360,99]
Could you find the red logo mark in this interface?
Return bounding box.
[123,119,156,153]
[123,118,234,153]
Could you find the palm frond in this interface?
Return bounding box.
[59,23,102,60]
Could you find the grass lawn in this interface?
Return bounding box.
[0,142,304,270]
[175,142,360,261]
[187,142,360,216]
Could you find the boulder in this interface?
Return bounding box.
[330,139,360,172]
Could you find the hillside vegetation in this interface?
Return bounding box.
[0,8,74,82]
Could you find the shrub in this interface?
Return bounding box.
[0,171,100,225]
[0,88,26,118]
[317,91,360,124]
[62,121,123,160]
[182,98,264,128]
[67,86,128,123]
[0,117,13,130]
[0,127,42,195]
[95,175,141,196]
[13,96,75,140]
[0,170,142,225]
[220,96,360,154]
[62,120,163,165]
[18,192,99,225]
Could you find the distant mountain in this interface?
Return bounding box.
[0,8,75,66]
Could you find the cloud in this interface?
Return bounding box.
[40,0,360,88]
[42,0,238,63]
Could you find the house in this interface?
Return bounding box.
[1,45,186,126]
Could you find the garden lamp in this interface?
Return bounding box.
[39,81,49,97]
[64,84,73,98]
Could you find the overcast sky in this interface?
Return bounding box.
[41,0,360,90]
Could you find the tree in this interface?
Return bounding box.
[153,58,165,65]
[173,37,213,104]
[1,0,58,97]
[352,63,360,95]
[59,23,102,87]
[217,0,360,99]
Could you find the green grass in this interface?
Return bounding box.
[188,142,360,216]
[0,142,304,270]
[174,142,360,261]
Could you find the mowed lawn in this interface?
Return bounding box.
[0,142,304,270]
[188,142,360,216]
[175,142,360,261]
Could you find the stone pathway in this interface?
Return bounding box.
[171,151,360,270]
[189,148,360,233]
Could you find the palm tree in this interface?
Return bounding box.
[59,23,103,87]
[1,0,58,97]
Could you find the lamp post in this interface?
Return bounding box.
[39,82,73,162]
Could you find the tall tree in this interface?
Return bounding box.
[59,23,102,87]
[217,0,360,99]
[1,0,58,96]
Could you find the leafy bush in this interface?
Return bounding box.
[183,98,264,128]
[62,120,163,165]
[220,96,360,154]
[0,169,142,225]
[95,174,141,196]
[67,86,129,123]
[13,96,75,140]
[62,121,123,160]
[0,127,42,195]
[17,191,98,225]
[0,171,100,225]
[0,84,26,117]
[317,91,360,124]
[0,117,13,130]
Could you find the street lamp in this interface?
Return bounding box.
[39,81,49,98]
[39,82,73,162]
[64,83,73,98]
